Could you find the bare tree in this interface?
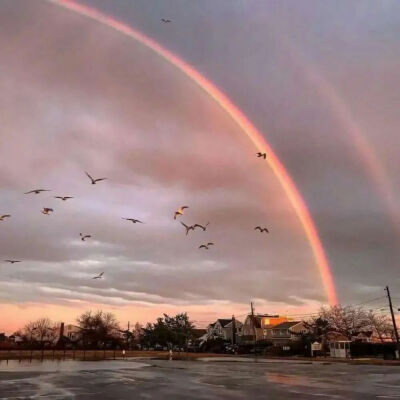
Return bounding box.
[366,310,394,342]
[22,318,58,347]
[319,305,369,340]
[77,310,120,349]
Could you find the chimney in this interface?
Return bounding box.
[59,322,65,340]
[231,315,236,345]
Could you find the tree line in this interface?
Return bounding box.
[11,310,197,350]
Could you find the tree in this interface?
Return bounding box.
[77,310,120,349]
[141,313,195,349]
[319,305,369,340]
[22,318,59,348]
[366,310,395,342]
[163,313,195,348]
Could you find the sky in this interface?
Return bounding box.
[1,0,400,334]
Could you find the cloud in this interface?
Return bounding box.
[1,0,399,332]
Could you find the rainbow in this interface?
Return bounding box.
[276,34,400,237]
[45,0,338,305]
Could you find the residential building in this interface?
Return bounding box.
[64,324,81,342]
[240,314,290,344]
[270,321,307,345]
[205,318,243,344]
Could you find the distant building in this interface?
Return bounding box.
[63,324,81,342]
[270,321,306,345]
[205,318,243,344]
[240,314,290,344]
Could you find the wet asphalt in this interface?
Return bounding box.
[0,358,399,399]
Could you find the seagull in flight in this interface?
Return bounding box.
[80,233,91,241]
[41,208,54,215]
[256,152,267,159]
[122,218,143,224]
[85,171,107,185]
[174,206,189,220]
[4,260,21,264]
[194,222,209,232]
[24,189,51,195]
[161,18,171,23]
[255,226,269,233]
[92,272,104,279]
[181,222,194,235]
[54,196,74,201]
[0,215,11,221]
[199,242,214,250]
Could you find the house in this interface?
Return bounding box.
[240,314,290,344]
[205,318,243,344]
[63,324,81,342]
[270,321,307,345]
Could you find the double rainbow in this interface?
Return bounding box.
[45,0,338,305]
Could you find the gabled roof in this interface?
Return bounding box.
[272,321,301,330]
[192,329,207,338]
[217,319,234,328]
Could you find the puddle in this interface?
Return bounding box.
[266,372,334,390]
[0,359,150,372]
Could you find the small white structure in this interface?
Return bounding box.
[329,340,351,358]
[311,341,322,357]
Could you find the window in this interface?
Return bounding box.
[340,342,345,350]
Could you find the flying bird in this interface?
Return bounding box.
[80,233,91,241]
[255,226,269,233]
[0,215,11,221]
[174,206,189,220]
[24,189,51,195]
[194,222,209,232]
[54,196,74,201]
[256,152,267,159]
[122,218,143,224]
[85,171,107,185]
[4,260,21,264]
[161,18,171,23]
[92,272,104,279]
[181,222,194,235]
[41,208,54,215]
[199,242,214,250]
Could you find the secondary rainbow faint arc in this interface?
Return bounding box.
[46,0,338,305]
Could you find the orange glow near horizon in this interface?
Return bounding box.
[44,0,338,305]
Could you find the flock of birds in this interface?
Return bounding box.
[2,148,269,279]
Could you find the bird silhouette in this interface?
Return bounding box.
[85,171,107,185]
[0,215,11,221]
[161,18,171,23]
[194,222,209,232]
[255,226,269,233]
[174,206,189,220]
[80,233,91,241]
[256,152,267,159]
[122,218,143,224]
[181,222,194,235]
[41,208,54,215]
[199,242,214,250]
[4,260,21,264]
[92,272,104,279]
[54,196,74,201]
[24,189,51,195]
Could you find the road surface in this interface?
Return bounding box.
[0,358,399,399]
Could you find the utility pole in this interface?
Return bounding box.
[385,286,400,359]
[251,302,257,360]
